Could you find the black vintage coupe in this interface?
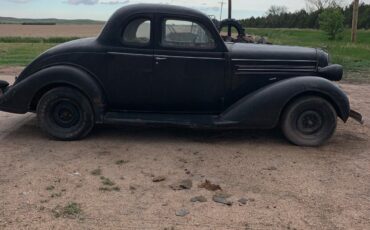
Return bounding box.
[0,4,362,146]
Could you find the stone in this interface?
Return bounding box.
[152,176,166,182]
[170,179,192,190]
[175,209,189,217]
[212,192,232,206]
[190,196,207,203]
[238,198,248,205]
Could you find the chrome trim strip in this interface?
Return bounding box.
[156,55,225,61]
[236,68,316,72]
[232,59,317,63]
[235,71,316,75]
[236,65,316,69]
[107,52,225,60]
[108,52,154,57]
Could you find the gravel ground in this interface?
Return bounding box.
[0,73,369,230]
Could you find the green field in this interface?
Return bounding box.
[0,28,369,81]
[0,43,56,66]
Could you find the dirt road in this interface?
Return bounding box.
[0,72,369,229]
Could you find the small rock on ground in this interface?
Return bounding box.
[213,192,232,206]
[175,209,190,217]
[238,198,248,205]
[190,196,207,203]
[152,176,166,182]
[266,166,277,171]
[170,179,192,190]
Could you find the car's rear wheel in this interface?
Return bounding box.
[37,87,94,140]
[281,96,337,147]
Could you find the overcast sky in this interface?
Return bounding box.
[0,0,369,20]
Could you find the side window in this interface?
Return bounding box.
[161,19,216,49]
[122,18,151,46]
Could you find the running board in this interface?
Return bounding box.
[103,112,232,128]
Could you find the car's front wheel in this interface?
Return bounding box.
[281,96,337,147]
[37,87,95,140]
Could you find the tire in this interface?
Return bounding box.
[36,87,95,140]
[281,96,337,147]
[218,19,246,37]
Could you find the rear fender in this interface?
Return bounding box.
[0,65,106,122]
[220,77,350,129]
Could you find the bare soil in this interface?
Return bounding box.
[0,24,103,38]
[0,72,369,229]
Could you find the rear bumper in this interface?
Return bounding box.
[0,80,8,98]
[0,80,9,94]
[349,109,364,125]
[0,81,28,114]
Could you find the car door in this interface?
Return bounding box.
[106,15,154,111]
[152,16,227,113]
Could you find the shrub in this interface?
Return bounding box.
[319,8,345,40]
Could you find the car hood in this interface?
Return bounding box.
[226,43,318,61]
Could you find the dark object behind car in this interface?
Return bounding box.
[0,4,362,146]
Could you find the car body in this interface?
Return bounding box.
[0,4,362,146]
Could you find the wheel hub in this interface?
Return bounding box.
[297,110,323,135]
[52,100,81,128]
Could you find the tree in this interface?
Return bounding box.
[239,2,370,30]
[266,5,288,16]
[306,0,343,11]
[319,7,345,40]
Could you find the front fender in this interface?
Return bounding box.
[220,77,350,129]
[0,65,106,122]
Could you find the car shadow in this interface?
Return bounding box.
[91,123,288,145]
[1,113,288,145]
[5,114,368,151]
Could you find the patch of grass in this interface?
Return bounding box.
[98,176,120,192]
[52,202,82,219]
[115,160,129,165]
[0,42,55,66]
[100,177,115,186]
[0,37,80,43]
[99,186,120,192]
[51,192,62,198]
[46,185,55,191]
[91,168,102,176]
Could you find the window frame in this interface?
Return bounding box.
[121,16,153,48]
[158,16,219,52]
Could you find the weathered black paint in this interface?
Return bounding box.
[0,4,351,129]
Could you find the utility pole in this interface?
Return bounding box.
[351,0,359,43]
[228,0,232,37]
[219,0,224,21]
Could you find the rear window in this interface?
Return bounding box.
[122,18,151,46]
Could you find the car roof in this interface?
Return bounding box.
[112,4,205,17]
[98,4,210,45]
